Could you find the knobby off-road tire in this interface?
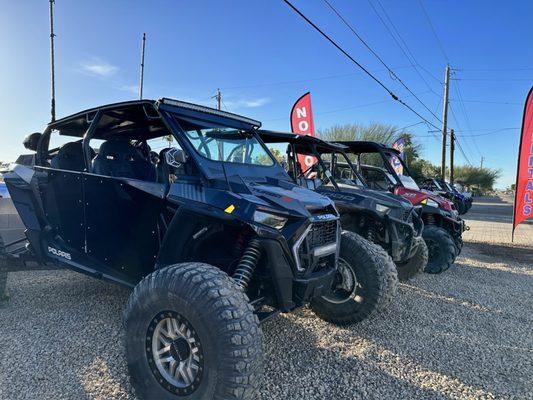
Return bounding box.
[452,236,464,262]
[456,201,467,215]
[123,262,263,400]
[422,226,456,274]
[310,231,398,325]
[396,236,428,282]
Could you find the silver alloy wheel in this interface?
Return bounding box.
[322,257,359,304]
[146,311,204,395]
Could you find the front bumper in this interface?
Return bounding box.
[386,209,424,263]
[259,238,336,311]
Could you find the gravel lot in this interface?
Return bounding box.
[1,199,532,399]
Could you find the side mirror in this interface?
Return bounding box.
[23,132,42,152]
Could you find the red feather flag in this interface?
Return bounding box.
[290,92,317,172]
[512,86,533,240]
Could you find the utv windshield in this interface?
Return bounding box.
[185,127,274,166]
[382,151,420,190]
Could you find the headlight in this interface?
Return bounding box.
[375,204,391,214]
[253,210,287,230]
[421,198,439,208]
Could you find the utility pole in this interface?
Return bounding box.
[449,129,455,184]
[139,33,146,100]
[214,89,222,110]
[480,156,484,169]
[49,0,56,122]
[440,64,451,181]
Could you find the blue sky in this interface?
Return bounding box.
[1,0,532,188]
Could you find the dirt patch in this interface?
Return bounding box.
[467,241,533,265]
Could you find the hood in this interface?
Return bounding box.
[318,183,413,218]
[243,179,336,218]
[396,187,453,211]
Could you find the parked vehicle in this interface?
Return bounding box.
[335,141,466,274]
[0,182,9,198]
[1,99,397,399]
[421,178,470,215]
[259,131,425,281]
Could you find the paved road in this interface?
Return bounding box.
[463,196,533,246]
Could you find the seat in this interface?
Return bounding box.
[92,140,156,181]
[51,141,92,172]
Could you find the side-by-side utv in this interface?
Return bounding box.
[0,99,396,399]
[421,178,471,215]
[258,131,426,281]
[335,141,467,274]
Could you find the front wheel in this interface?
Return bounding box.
[423,226,456,274]
[123,262,263,400]
[396,237,428,281]
[310,231,398,325]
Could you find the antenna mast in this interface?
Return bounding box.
[49,0,56,122]
[139,33,146,100]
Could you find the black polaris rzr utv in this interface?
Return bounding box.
[421,178,471,215]
[333,141,467,274]
[1,99,396,399]
[258,131,426,281]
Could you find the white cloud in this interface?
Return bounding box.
[118,84,139,94]
[241,97,270,108]
[225,97,271,109]
[79,57,118,77]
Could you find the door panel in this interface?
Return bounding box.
[84,175,163,280]
[37,168,85,252]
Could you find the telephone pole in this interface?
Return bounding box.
[449,129,455,184]
[440,64,451,181]
[49,0,56,122]
[214,89,222,110]
[480,156,484,169]
[139,33,146,100]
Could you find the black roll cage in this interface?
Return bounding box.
[35,99,282,184]
[336,141,415,189]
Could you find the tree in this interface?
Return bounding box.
[454,165,501,193]
[318,123,421,169]
[408,159,440,182]
[255,147,284,165]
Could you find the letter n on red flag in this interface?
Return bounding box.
[513,86,533,239]
[291,92,317,172]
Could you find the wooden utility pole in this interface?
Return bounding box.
[139,33,146,100]
[440,65,451,181]
[49,0,56,122]
[214,89,222,110]
[449,129,455,184]
[480,156,484,169]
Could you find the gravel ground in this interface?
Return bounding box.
[0,155,529,398]
[0,243,531,400]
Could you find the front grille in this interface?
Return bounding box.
[402,209,412,223]
[294,219,339,273]
[307,220,338,248]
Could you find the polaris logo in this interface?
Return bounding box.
[48,247,72,260]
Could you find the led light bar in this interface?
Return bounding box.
[159,98,262,128]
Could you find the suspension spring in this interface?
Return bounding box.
[425,214,436,225]
[366,223,377,243]
[232,238,262,290]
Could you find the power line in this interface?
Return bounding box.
[366,0,441,96]
[457,127,520,137]
[457,67,533,72]
[322,0,443,125]
[219,65,412,90]
[452,78,533,82]
[449,99,521,105]
[281,0,442,132]
[417,0,449,62]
